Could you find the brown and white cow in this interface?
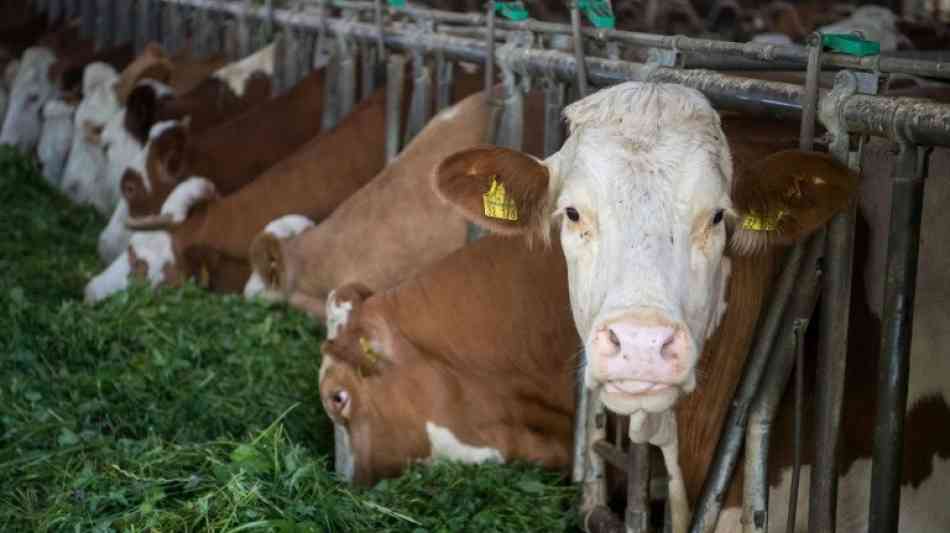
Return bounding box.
[96,65,327,261]
[84,86,394,302]
[431,82,948,532]
[243,87,547,317]
[319,233,579,485]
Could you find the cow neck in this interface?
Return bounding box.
[674,247,781,504]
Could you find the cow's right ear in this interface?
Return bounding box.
[326,283,374,341]
[120,170,145,204]
[434,145,552,236]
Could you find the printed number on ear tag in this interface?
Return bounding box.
[483,176,519,221]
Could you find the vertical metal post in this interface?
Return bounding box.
[572,377,589,483]
[688,241,811,533]
[434,51,454,112]
[374,0,386,59]
[320,43,340,132]
[95,0,114,51]
[626,443,651,533]
[47,0,63,24]
[114,0,133,48]
[543,78,565,157]
[361,45,378,100]
[809,69,868,533]
[799,33,823,152]
[484,1,496,96]
[136,0,161,55]
[80,0,97,40]
[273,31,289,96]
[403,51,431,146]
[338,31,357,119]
[495,67,524,151]
[743,232,827,533]
[237,0,254,60]
[384,53,406,162]
[868,143,927,533]
[581,391,610,526]
[569,1,588,98]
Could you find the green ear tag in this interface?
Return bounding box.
[741,210,786,232]
[388,0,406,8]
[822,33,880,57]
[577,0,615,29]
[494,1,530,21]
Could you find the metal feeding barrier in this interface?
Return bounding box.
[35,0,950,531]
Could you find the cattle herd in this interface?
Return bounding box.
[2,2,949,532]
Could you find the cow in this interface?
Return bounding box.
[415,82,863,532]
[61,44,272,215]
[84,85,395,303]
[37,98,76,185]
[319,234,579,485]
[97,65,327,262]
[243,87,546,317]
[0,47,58,153]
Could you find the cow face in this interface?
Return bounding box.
[61,63,120,208]
[37,99,75,186]
[0,47,58,153]
[435,82,857,415]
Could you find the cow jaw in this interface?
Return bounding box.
[548,83,735,415]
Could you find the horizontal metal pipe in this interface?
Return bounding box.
[155,0,950,148]
[328,0,950,79]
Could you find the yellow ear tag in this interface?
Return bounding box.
[741,209,786,232]
[359,337,380,365]
[482,175,519,221]
[199,264,210,287]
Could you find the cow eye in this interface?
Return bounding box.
[712,209,725,225]
[565,207,580,223]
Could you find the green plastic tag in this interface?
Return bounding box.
[577,0,615,29]
[821,33,880,57]
[494,1,529,21]
[388,0,406,7]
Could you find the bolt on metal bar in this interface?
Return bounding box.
[868,142,927,533]
[688,241,810,533]
[156,0,950,148]
[742,231,826,533]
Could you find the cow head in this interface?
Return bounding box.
[435,82,857,415]
[37,98,75,186]
[85,177,219,303]
[61,62,120,207]
[0,47,58,153]
[244,215,316,305]
[120,118,192,219]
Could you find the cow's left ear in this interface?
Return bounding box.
[731,150,858,255]
[434,145,551,236]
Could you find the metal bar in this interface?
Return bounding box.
[384,52,405,162]
[114,0,134,48]
[688,241,811,533]
[582,391,609,524]
[483,1,495,96]
[80,0,97,39]
[800,34,823,152]
[321,43,340,131]
[743,232,826,533]
[361,44,378,101]
[868,143,927,533]
[434,51,453,112]
[626,443,651,533]
[327,0,950,80]
[403,51,431,146]
[496,69,524,150]
[136,0,161,54]
[155,0,950,148]
[572,372,590,483]
[543,78,565,157]
[569,2,588,98]
[95,0,114,51]
[339,33,357,119]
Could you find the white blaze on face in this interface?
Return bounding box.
[425,422,504,464]
[212,43,275,97]
[0,47,57,153]
[542,83,734,413]
[37,99,76,186]
[102,109,144,213]
[325,290,353,340]
[243,214,314,299]
[61,63,120,207]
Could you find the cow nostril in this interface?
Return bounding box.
[331,390,349,408]
[660,331,679,362]
[607,328,621,349]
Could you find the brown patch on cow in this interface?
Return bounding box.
[434,145,552,239]
[179,245,250,293]
[124,83,172,145]
[113,43,173,105]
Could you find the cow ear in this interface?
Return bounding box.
[730,150,858,255]
[433,145,552,236]
[120,170,145,204]
[326,283,374,340]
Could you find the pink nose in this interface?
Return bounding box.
[591,321,690,385]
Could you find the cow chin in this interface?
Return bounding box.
[599,379,688,415]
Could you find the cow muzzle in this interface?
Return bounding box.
[588,313,697,413]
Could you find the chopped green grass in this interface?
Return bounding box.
[0,146,578,532]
